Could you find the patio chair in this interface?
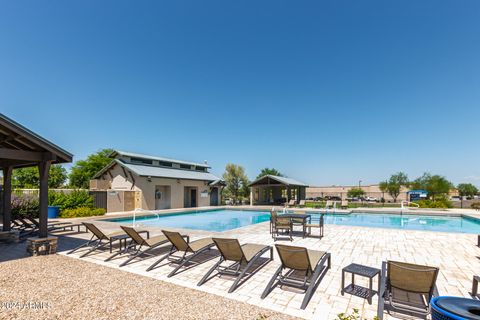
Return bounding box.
[341,200,348,209]
[287,199,296,207]
[305,213,324,237]
[298,200,306,208]
[24,216,75,231]
[271,211,293,241]
[146,230,215,277]
[261,244,331,309]
[67,222,126,258]
[377,260,439,320]
[198,238,273,293]
[105,226,171,266]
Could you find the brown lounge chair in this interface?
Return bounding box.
[341,200,348,209]
[298,200,306,208]
[146,230,215,277]
[287,199,296,207]
[261,244,331,309]
[271,210,293,241]
[105,226,170,266]
[67,222,126,257]
[197,238,273,293]
[305,213,324,237]
[377,260,439,320]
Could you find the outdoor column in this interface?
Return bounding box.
[2,166,12,232]
[38,161,51,238]
[250,189,253,206]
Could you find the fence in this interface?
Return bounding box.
[11,189,88,198]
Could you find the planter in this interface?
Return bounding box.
[431,296,480,320]
[47,206,61,219]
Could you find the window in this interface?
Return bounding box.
[158,161,173,167]
[130,157,152,165]
[180,164,191,170]
[195,166,207,172]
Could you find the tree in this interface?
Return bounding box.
[12,165,68,188]
[457,183,479,208]
[222,163,250,204]
[69,149,114,188]
[347,187,366,198]
[256,168,283,179]
[410,173,453,201]
[379,172,409,203]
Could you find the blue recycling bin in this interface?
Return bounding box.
[431,296,480,320]
[47,206,60,219]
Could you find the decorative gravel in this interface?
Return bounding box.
[0,255,297,320]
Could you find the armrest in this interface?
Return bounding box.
[377,261,387,320]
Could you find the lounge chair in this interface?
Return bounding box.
[377,260,439,320]
[305,213,324,237]
[298,200,306,208]
[271,210,293,241]
[105,226,171,266]
[24,216,82,232]
[287,199,296,207]
[146,230,215,277]
[197,238,273,292]
[261,244,331,309]
[67,222,126,257]
[341,200,348,209]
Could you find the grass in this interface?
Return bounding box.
[303,201,401,209]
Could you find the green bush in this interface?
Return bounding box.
[413,198,453,209]
[60,207,106,218]
[11,195,39,218]
[49,190,94,210]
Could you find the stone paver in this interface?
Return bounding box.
[2,216,480,320]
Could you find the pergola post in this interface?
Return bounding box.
[2,166,13,231]
[38,161,51,238]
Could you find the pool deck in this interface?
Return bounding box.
[3,208,479,320]
[6,208,480,319]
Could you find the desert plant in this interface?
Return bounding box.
[11,195,40,218]
[336,308,378,320]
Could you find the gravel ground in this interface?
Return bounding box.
[0,255,297,320]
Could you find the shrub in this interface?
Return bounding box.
[11,195,39,218]
[60,207,106,218]
[49,190,94,210]
[471,202,480,210]
[413,198,453,209]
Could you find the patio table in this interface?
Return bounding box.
[279,213,311,238]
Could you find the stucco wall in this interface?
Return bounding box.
[94,164,213,210]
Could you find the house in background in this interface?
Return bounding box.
[90,151,224,212]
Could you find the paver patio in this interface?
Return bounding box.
[27,217,479,320]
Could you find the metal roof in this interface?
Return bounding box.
[112,150,211,168]
[248,175,308,187]
[94,159,220,181]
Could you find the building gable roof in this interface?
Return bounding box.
[111,150,211,168]
[248,175,308,187]
[94,159,220,182]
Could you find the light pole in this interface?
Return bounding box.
[359,180,362,188]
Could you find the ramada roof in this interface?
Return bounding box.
[248,175,308,187]
[94,159,221,182]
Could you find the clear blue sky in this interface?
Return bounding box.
[1,1,479,186]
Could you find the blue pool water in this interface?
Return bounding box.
[105,209,480,234]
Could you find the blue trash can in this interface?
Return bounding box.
[431,296,480,320]
[47,206,60,219]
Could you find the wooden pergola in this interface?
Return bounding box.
[0,113,72,238]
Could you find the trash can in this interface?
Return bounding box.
[47,206,60,219]
[431,296,480,320]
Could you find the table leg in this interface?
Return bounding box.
[368,277,373,304]
[351,273,355,289]
[341,270,345,295]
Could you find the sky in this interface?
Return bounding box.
[1,1,479,186]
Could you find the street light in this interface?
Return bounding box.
[359,180,362,188]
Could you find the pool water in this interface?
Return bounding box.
[105,209,480,234]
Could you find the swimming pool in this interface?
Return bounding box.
[105,209,480,234]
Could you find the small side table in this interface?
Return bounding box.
[341,263,381,304]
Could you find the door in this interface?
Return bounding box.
[210,187,218,206]
[190,189,197,207]
[155,186,171,210]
